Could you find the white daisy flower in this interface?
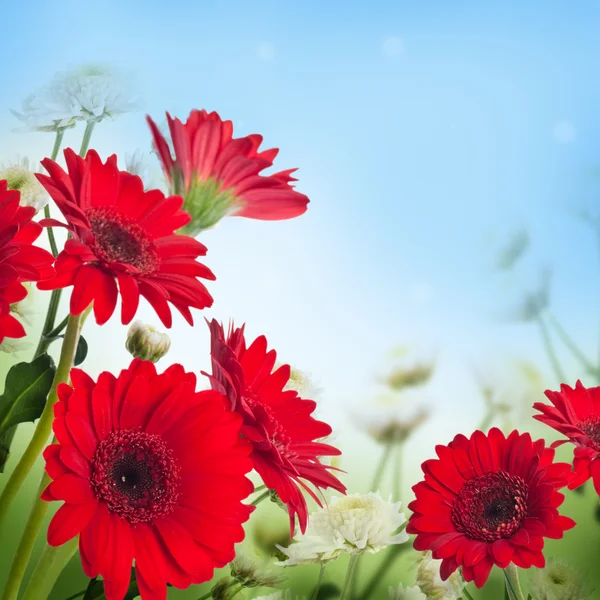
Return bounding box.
[416,552,466,600]
[529,559,590,600]
[388,584,427,600]
[12,63,138,132]
[276,492,409,566]
[0,157,48,211]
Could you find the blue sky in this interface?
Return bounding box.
[2,0,600,470]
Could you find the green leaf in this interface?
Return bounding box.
[74,335,88,366]
[56,334,88,367]
[0,354,56,471]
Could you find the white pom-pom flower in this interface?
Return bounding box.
[276,492,409,566]
[12,63,138,132]
[388,584,427,600]
[416,552,466,600]
[0,158,48,211]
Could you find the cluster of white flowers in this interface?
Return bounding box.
[12,64,138,132]
[276,492,408,566]
[416,552,466,600]
[0,157,48,211]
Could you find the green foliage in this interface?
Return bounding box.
[0,354,56,472]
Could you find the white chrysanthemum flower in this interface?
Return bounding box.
[276,492,409,566]
[0,157,48,211]
[12,63,138,131]
[283,366,321,399]
[416,552,466,600]
[125,321,171,363]
[529,559,590,600]
[388,584,426,600]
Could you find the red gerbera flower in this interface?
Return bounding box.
[147,110,309,234]
[406,428,575,588]
[205,320,345,534]
[42,358,253,600]
[534,380,600,495]
[0,180,54,343]
[36,149,215,327]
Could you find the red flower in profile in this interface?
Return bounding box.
[147,110,309,234]
[0,181,54,343]
[36,149,215,327]
[406,428,575,588]
[205,320,345,534]
[42,359,253,600]
[534,380,600,494]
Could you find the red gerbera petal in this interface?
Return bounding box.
[147,110,309,232]
[534,380,600,490]
[0,180,55,344]
[204,319,346,534]
[42,358,253,600]
[406,428,574,588]
[35,149,214,327]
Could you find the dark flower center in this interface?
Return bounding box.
[90,429,180,524]
[578,416,600,451]
[451,471,528,542]
[86,207,159,275]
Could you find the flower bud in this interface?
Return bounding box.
[386,362,435,390]
[125,321,171,363]
[230,556,284,589]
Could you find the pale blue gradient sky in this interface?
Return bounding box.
[1,0,600,476]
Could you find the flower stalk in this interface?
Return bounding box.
[20,537,79,600]
[339,554,360,600]
[311,564,326,600]
[0,311,86,600]
[504,565,525,600]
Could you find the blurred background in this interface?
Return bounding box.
[1,1,600,598]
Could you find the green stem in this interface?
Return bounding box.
[339,554,360,600]
[359,544,408,600]
[33,288,63,358]
[537,315,567,383]
[20,537,78,600]
[0,312,86,600]
[462,588,475,600]
[547,313,598,376]
[63,591,85,600]
[79,121,96,157]
[393,442,403,500]
[370,442,393,493]
[43,130,65,258]
[504,565,525,600]
[45,314,69,340]
[312,563,326,600]
[251,490,272,506]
